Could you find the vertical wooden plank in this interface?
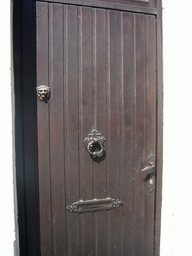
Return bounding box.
[64,5,80,255]
[37,2,52,255]
[121,11,135,255]
[145,14,156,256]
[49,3,66,255]
[93,8,107,256]
[93,8,107,175]
[119,11,123,255]
[77,6,84,256]
[108,9,120,256]
[134,13,147,256]
[106,10,111,255]
[80,6,94,256]
[80,6,93,201]
[92,7,97,256]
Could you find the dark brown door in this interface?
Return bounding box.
[37,1,157,255]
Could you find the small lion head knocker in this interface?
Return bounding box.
[36,85,51,102]
[84,129,106,157]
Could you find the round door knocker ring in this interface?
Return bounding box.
[84,129,106,157]
[87,141,104,157]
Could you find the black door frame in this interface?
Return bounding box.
[13,0,40,255]
[13,0,163,255]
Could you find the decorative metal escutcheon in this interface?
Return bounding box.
[66,198,123,214]
[36,85,51,102]
[84,129,106,157]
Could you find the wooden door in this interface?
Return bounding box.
[36,0,157,255]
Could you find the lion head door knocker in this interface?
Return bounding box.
[84,129,106,157]
[36,85,51,102]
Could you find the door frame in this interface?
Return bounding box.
[13,0,163,255]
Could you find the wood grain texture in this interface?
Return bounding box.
[93,8,108,256]
[80,6,94,256]
[64,5,80,255]
[37,2,158,255]
[145,14,156,256]
[121,11,135,256]
[48,4,66,255]
[37,0,157,14]
[37,2,52,255]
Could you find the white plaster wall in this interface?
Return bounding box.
[161,0,192,255]
[0,0,16,255]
